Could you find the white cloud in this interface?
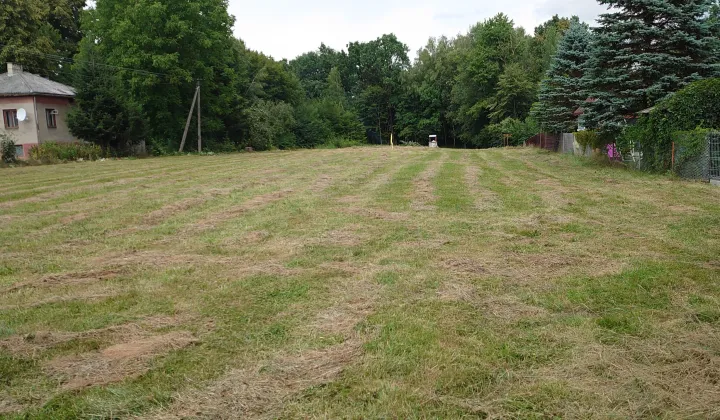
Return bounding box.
[228,0,606,60]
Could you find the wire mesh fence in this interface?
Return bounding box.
[672,130,719,181]
[709,132,720,181]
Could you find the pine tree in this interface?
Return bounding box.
[582,0,720,132]
[533,21,592,133]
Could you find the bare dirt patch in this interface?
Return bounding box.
[46,331,198,390]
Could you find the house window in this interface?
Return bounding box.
[46,109,57,129]
[15,145,23,158]
[3,109,18,129]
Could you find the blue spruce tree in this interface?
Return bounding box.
[533,21,593,133]
[582,0,720,133]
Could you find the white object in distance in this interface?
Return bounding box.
[17,108,27,122]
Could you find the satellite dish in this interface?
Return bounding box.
[17,108,27,122]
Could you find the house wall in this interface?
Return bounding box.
[36,97,76,144]
[0,96,38,150]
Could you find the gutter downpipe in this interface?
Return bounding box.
[33,96,40,143]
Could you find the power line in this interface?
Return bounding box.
[1,44,174,79]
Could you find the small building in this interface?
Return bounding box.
[429,135,438,148]
[0,63,77,158]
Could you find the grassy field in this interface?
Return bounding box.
[1,147,719,419]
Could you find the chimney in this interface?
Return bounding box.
[7,63,23,76]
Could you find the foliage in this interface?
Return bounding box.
[67,44,146,154]
[247,100,296,151]
[448,14,569,147]
[399,141,422,147]
[621,78,720,171]
[0,0,85,81]
[396,36,457,146]
[0,134,17,163]
[533,22,592,133]
[673,129,713,177]
[347,34,410,143]
[582,0,720,133]
[86,0,245,151]
[29,142,103,161]
[290,44,349,100]
[484,117,540,147]
[574,130,605,150]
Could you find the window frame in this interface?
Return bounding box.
[3,109,18,129]
[46,108,57,129]
[14,145,24,158]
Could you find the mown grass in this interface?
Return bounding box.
[1,147,719,419]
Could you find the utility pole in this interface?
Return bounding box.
[197,80,202,153]
[179,81,200,153]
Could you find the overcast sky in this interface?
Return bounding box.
[228,0,609,61]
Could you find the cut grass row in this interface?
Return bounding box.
[1,147,719,418]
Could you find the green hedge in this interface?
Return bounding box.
[621,78,720,172]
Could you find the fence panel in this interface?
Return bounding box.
[673,130,719,181]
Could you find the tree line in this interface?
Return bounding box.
[2,0,719,154]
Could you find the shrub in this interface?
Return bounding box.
[399,141,422,147]
[573,130,610,151]
[621,78,720,171]
[316,138,361,149]
[29,142,104,162]
[0,134,16,163]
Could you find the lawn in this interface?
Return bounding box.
[1,147,719,419]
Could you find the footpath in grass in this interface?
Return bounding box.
[1,147,719,419]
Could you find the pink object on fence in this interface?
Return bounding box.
[606,143,620,160]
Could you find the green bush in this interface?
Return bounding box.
[316,138,361,149]
[480,117,539,148]
[29,142,104,162]
[621,78,720,171]
[573,130,610,150]
[0,134,16,163]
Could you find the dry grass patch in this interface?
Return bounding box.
[481,294,549,321]
[46,331,198,390]
[151,338,362,420]
[1,269,122,293]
